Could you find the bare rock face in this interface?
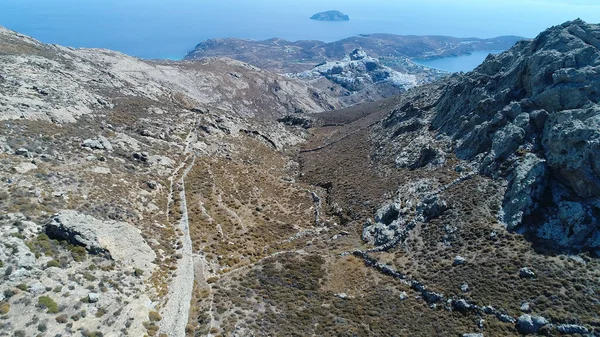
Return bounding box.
[294,48,417,92]
[291,48,418,105]
[46,210,156,270]
[362,179,448,249]
[374,19,600,251]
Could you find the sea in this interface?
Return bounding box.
[413,51,502,73]
[1,0,598,72]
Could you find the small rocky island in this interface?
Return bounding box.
[310,10,349,21]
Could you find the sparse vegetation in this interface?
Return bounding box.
[55,314,68,324]
[0,302,10,315]
[37,296,59,314]
[46,259,61,268]
[69,245,88,262]
[149,310,162,322]
[1,22,600,337]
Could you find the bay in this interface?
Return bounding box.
[413,51,502,73]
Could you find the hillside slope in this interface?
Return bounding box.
[0,25,336,336]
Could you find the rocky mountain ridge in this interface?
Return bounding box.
[370,18,600,252]
[297,19,600,336]
[184,34,523,74]
[0,25,339,123]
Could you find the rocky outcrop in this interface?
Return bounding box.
[82,136,113,151]
[556,324,589,334]
[372,19,600,252]
[292,48,418,101]
[46,210,156,270]
[516,314,549,334]
[362,179,449,249]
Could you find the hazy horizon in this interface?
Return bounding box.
[1,0,598,59]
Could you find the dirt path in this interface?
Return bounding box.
[160,124,198,337]
[159,158,196,337]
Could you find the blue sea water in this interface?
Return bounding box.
[414,51,502,73]
[1,0,599,70]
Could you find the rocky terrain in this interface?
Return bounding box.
[1,19,600,337]
[369,18,600,252]
[299,19,600,336]
[184,34,523,74]
[0,25,336,336]
[310,10,350,21]
[185,33,520,107]
[290,48,421,106]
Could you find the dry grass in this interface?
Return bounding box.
[186,135,316,270]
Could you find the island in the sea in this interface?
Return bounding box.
[310,10,350,21]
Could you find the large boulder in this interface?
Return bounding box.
[516,314,549,334]
[45,210,156,270]
[82,136,113,151]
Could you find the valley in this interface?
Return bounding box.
[0,19,599,337]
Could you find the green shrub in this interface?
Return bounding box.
[16,284,28,291]
[69,245,87,262]
[95,307,107,318]
[37,323,47,332]
[83,272,96,281]
[38,296,59,313]
[81,329,103,337]
[46,259,61,268]
[10,232,25,240]
[26,233,58,258]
